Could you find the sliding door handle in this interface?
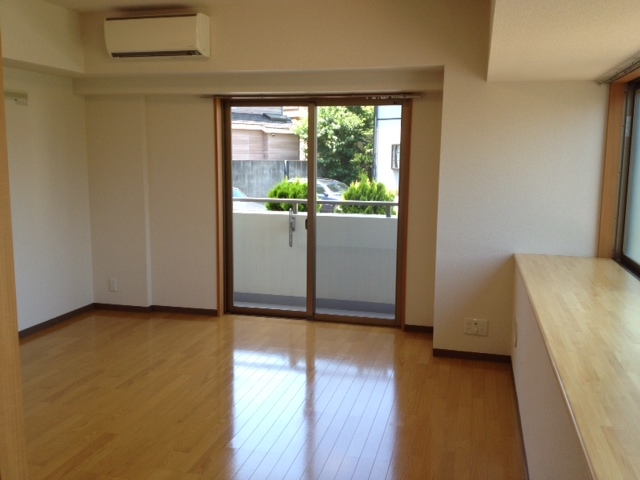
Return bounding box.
[289,209,295,247]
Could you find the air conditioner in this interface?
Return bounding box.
[104,13,210,58]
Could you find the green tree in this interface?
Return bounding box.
[295,106,374,185]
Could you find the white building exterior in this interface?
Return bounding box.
[374,105,402,194]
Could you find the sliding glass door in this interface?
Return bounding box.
[314,104,401,320]
[228,104,310,314]
[225,99,408,326]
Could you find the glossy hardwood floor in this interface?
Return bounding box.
[20,311,527,480]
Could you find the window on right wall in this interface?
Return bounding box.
[617,81,640,275]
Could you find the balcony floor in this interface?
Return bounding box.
[234,292,395,320]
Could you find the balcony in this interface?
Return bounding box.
[232,198,398,319]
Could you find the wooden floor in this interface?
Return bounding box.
[19,311,527,480]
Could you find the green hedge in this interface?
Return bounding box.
[340,173,395,215]
[266,175,395,215]
[266,179,308,212]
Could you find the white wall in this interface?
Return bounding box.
[0,0,84,75]
[375,105,402,192]
[405,92,442,327]
[4,68,92,330]
[86,96,152,307]
[80,0,449,77]
[146,96,217,309]
[85,95,218,309]
[436,73,607,354]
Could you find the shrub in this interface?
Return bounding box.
[265,179,308,212]
[340,173,396,215]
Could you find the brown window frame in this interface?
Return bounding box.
[598,71,640,259]
[214,96,413,329]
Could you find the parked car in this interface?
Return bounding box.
[232,187,267,212]
[289,178,349,212]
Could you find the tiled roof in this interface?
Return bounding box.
[231,112,293,126]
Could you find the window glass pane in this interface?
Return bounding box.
[315,104,400,320]
[624,90,640,264]
[230,105,308,312]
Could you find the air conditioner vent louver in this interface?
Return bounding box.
[104,13,210,59]
[111,50,203,58]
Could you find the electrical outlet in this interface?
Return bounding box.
[464,317,488,336]
[464,317,478,335]
[109,278,118,292]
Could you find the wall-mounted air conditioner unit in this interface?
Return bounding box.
[104,13,210,58]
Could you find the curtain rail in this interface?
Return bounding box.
[600,59,640,85]
[207,92,423,101]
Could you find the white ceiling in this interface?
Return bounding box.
[44,0,217,12]
[489,0,640,82]
[43,0,640,82]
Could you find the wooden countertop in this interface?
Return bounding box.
[515,254,640,480]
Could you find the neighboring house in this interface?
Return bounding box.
[231,107,300,161]
[374,104,402,193]
[231,107,306,197]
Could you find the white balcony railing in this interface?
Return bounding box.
[233,197,398,217]
[232,199,398,311]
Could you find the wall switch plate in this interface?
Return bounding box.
[109,278,117,292]
[476,318,488,336]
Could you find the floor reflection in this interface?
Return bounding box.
[20,312,526,479]
[229,318,397,479]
